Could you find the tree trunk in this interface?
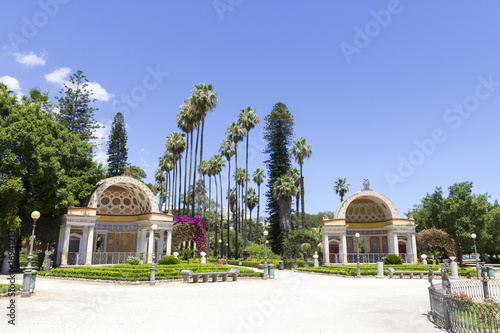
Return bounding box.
[192,126,200,216]
[303,251,308,267]
[234,149,238,259]
[214,174,218,257]
[249,210,252,242]
[199,119,205,217]
[219,172,224,259]
[244,135,249,249]
[300,164,305,229]
[256,184,260,242]
[185,132,190,215]
[207,175,211,256]
[227,158,231,259]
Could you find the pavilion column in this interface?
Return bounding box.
[85,226,94,265]
[61,225,71,266]
[147,230,154,263]
[158,230,165,258]
[411,232,417,263]
[341,233,347,263]
[323,233,330,264]
[166,230,172,255]
[379,237,383,253]
[393,233,399,256]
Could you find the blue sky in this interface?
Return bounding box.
[1,1,500,215]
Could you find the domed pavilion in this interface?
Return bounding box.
[56,176,173,266]
[322,180,417,264]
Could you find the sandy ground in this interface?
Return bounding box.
[0,270,443,333]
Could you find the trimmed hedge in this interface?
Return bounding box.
[298,264,477,277]
[0,284,22,294]
[36,263,262,281]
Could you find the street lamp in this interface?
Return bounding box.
[150,224,158,286]
[263,230,269,280]
[22,211,40,297]
[225,243,229,265]
[218,239,222,259]
[355,232,360,278]
[471,233,480,278]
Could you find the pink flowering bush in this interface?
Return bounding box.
[171,215,208,254]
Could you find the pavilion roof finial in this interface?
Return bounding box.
[363,179,371,191]
[123,163,132,177]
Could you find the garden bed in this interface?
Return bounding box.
[36,263,262,281]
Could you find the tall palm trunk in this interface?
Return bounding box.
[199,119,205,217]
[249,210,252,242]
[256,184,261,242]
[226,159,231,259]
[296,195,300,230]
[234,150,238,259]
[178,157,182,215]
[244,136,249,248]
[172,164,177,214]
[300,164,305,229]
[214,175,218,258]
[207,175,211,256]
[192,126,200,216]
[185,132,191,215]
[219,171,224,259]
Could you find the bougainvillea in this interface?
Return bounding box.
[171,215,208,254]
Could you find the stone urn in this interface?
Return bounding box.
[313,252,319,267]
[200,251,207,264]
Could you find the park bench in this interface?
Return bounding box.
[181,268,239,283]
[388,267,442,279]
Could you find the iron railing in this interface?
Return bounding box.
[428,263,500,332]
[346,253,389,264]
[91,252,136,265]
[329,253,340,263]
[67,252,87,266]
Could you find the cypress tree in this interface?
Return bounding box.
[263,102,294,255]
[107,112,128,176]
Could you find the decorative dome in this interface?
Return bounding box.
[334,190,399,222]
[87,176,159,215]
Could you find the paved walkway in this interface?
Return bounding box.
[1,270,442,333]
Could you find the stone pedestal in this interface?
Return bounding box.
[376,262,385,279]
[450,262,459,280]
[1,251,11,274]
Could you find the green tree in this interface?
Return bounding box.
[107,112,128,177]
[272,174,299,235]
[56,70,101,143]
[0,85,105,267]
[333,177,350,202]
[283,229,316,265]
[263,102,294,254]
[409,181,489,262]
[289,137,312,229]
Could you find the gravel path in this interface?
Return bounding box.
[1,270,442,333]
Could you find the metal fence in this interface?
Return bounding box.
[67,252,86,266]
[428,263,500,332]
[91,252,136,265]
[346,253,389,264]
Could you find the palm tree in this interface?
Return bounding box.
[289,137,312,229]
[176,102,194,214]
[165,132,186,215]
[289,168,300,230]
[235,167,249,247]
[190,83,218,215]
[252,168,265,242]
[154,169,165,211]
[334,177,350,202]
[220,139,235,258]
[237,107,260,249]
[199,160,210,224]
[272,174,299,235]
[211,154,225,258]
[226,122,244,258]
[226,187,237,258]
[246,187,258,242]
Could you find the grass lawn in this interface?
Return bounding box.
[37,263,262,281]
[0,284,22,295]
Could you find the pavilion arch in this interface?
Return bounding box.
[334,190,400,221]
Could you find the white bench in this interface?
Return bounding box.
[181,268,239,283]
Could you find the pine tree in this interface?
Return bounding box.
[263,102,294,255]
[107,112,128,176]
[56,70,101,144]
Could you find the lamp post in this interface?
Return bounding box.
[471,233,480,278]
[150,224,157,286]
[225,243,228,265]
[355,232,360,278]
[263,230,269,280]
[22,211,40,297]
[218,239,222,259]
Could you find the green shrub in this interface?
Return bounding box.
[383,254,403,265]
[126,256,140,265]
[158,255,181,265]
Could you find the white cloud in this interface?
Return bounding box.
[45,67,71,84]
[11,49,48,67]
[86,81,114,102]
[0,75,21,92]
